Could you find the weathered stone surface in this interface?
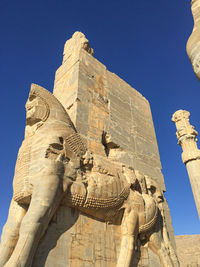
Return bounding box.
[0,32,178,267]
[54,33,164,190]
[175,235,200,266]
[187,0,200,80]
[54,32,177,266]
[53,32,176,255]
[172,110,200,219]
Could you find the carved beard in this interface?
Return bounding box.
[26,113,41,126]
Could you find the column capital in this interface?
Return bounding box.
[172,110,200,164]
[172,110,198,144]
[172,110,200,219]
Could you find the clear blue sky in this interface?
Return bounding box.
[0,0,199,236]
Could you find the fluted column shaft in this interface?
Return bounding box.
[172,110,200,219]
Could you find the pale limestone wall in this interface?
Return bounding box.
[37,32,177,266]
[33,207,121,267]
[54,45,164,191]
[187,0,200,80]
[175,235,200,267]
[33,207,150,267]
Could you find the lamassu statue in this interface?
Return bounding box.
[0,84,179,267]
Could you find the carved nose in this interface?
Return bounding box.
[26,105,32,111]
[157,195,164,202]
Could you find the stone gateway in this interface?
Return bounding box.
[0,32,179,267]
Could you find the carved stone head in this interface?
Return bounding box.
[26,83,76,128]
[135,170,148,194]
[25,93,49,125]
[25,84,86,158]
[145,176,164,204]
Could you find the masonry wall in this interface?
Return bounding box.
[54,48,165,190]
[33,35,176,266]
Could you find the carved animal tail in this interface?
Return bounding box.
[139,205,158,233]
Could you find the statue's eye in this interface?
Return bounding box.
[29,95,37,101]
[150,187,156,194]
[59,137,64,144]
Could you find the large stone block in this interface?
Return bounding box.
[0,32,178,267]
[51,32,177,265]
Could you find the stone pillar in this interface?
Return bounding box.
[186,0,200,80]
[172,110,200,219]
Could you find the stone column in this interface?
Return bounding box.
[172,110,200,219]
[186,0,200,80]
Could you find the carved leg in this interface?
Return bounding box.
[148,231,174,267]
[4,171,64,267]
[117,201,139,267]
[0,199,27,267]
[167,245,180,267]
[162,226,180,267]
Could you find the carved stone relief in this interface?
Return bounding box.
[0,84,179,267]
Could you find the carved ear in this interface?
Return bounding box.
[149,185,156,195]
[122,166,137,186]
